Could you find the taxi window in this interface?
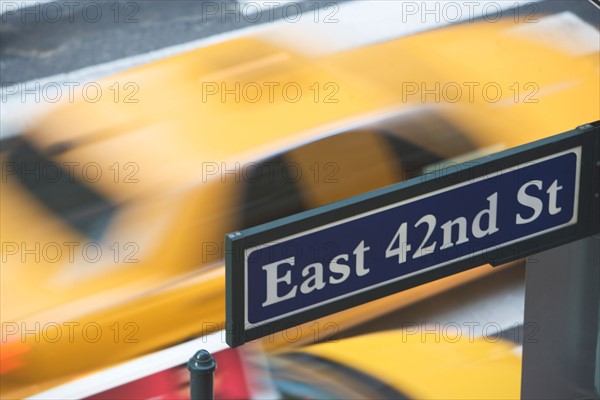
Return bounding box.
[268,352,411,400]
[4,137,116,240]
[240,154,306,230]
[240,112,475,229]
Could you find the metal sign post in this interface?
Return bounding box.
[521,235,600,399]
[225,122,600,347]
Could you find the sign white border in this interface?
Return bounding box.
[244,147,582,329]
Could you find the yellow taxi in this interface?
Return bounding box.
[1,8,598,398]
[268,329,522,399]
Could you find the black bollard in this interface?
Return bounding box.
[188,349,217,400]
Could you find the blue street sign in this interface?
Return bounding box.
[226,122,599,347]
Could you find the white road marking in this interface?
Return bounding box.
[505,11,600,56]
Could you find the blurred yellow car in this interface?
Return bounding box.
[1,9,598,398]
[268,329,522,399]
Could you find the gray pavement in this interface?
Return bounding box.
[0,0,348,86]
[1,0,598,86]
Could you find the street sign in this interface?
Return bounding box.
[226,122,600,347]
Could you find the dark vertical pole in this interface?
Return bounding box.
[188,350,217,400]
[521,235,600,399]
